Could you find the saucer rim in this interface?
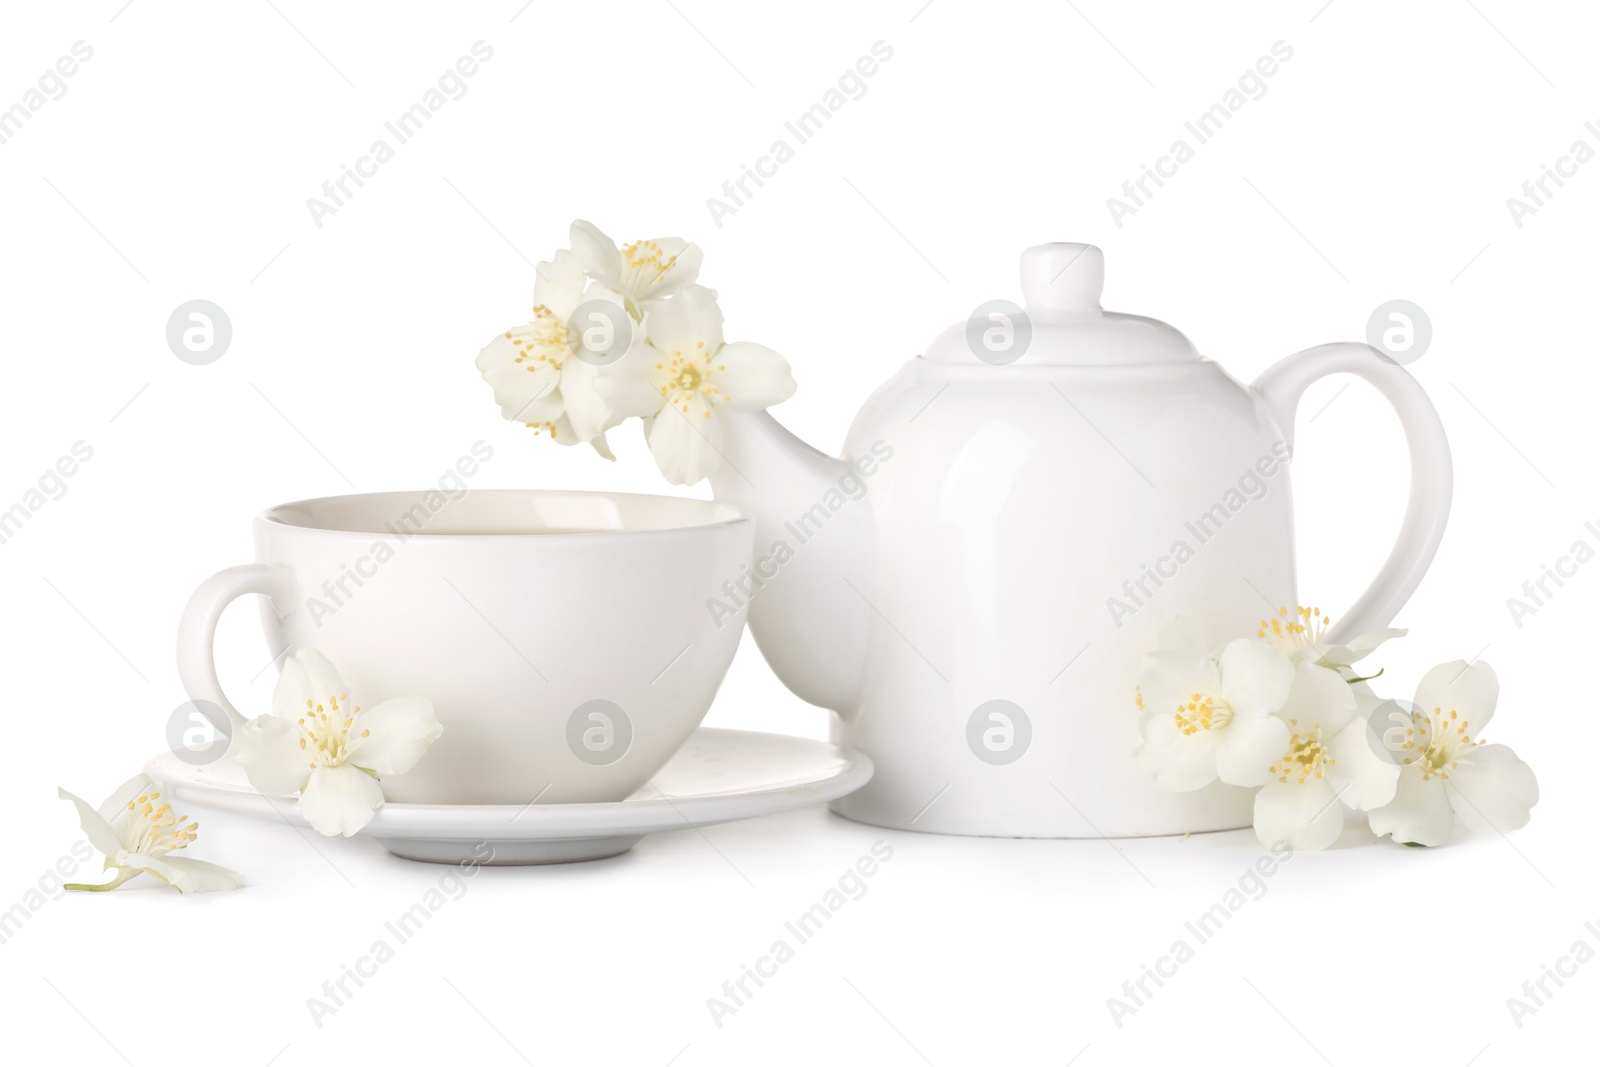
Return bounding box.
[144,727,874,842]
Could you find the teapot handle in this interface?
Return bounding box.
[1250,342,1452,645]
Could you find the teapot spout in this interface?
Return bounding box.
[707,411,876,715]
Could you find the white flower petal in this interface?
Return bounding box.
[1218,638,1295,720]
[1413,660,1499,733]
[475,330,564,426]
[58,787,125,859]
[1254,779,1344,851]
[1325,718,1401,811]
[713,342,798,411]
[1214,712,1289,788]
[1138,651,1222,717]
[562,288,648,440]
[1368,768,1455,847]
[645,284,724,355]
[120,852,244,893]
[273,648,349,722]
[568,220,622,282]
[600,234,703,311]
[646,396,723,485]
[594,357,671,422]
[1136,714,1221,792]
[646,240,702,301]
[347,697,443,776]
[572,279,633,319]
[559,356,615,444]
[544,412,585,448]
[1447,743,1538,835]
[1324,627,1406,667]
[230,715,314,798]
[534,249,587,318]
[97,774,156,828]
[1278,661,1357,735]
[299,763,386,837]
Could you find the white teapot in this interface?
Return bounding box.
[709,243,1451,838]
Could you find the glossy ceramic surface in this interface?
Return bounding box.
[144,728,874,864]
[177,490,753,806]
[709,243,1452,838]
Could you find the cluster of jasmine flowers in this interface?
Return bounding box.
[1135,607,1538,850]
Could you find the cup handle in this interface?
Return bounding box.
[1250,342,1452,645]
[176,564,297,729]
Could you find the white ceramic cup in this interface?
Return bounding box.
[177,490,753,805]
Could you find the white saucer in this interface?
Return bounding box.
[143,728,872,865]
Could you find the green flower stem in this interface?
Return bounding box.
[64,868,140,892]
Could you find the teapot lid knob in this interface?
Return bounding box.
[1020,243,1104,317]
[921,242,1199,364]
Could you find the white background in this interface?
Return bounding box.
[1,1,1593,1063]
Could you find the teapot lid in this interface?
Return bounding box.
[922,243,1201,366]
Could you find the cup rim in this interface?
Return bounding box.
[255,488,750,542]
